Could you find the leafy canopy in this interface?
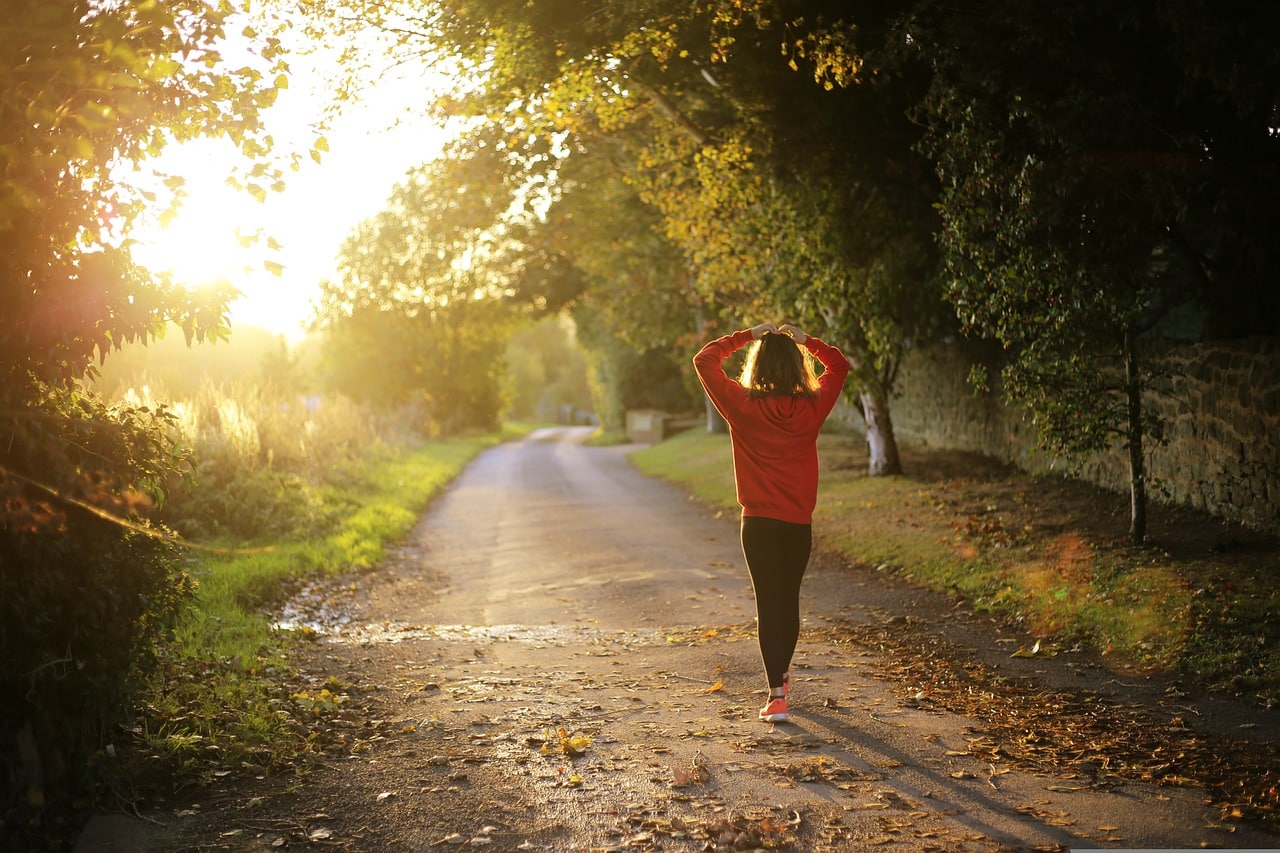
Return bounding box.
[1,0,294,389]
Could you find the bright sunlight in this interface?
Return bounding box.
[126,42,455,340]
[128,141,260,288]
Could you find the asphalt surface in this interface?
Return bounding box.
[80,426,1279,851]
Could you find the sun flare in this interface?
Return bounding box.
[123,63,458,339]
[125,137,322,338]
[132,183,265,290]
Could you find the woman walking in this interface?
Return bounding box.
[693,322,850,722]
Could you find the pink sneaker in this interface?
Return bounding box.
[759,696,789,723]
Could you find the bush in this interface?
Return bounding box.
[0,372,426,843]
[0,381,197,844]
[122,381,385,541]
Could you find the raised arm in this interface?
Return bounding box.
[693,327,764,420]
[693,329,750,387]
[800,332,851,418]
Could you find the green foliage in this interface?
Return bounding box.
[1,0,290,388]
[300,0,1280,489]
[516,145,703,426]
[504,315,593,422]
[539,145,699,351]
[574,303,699,431]
[0,516,194,832]
[0,379,200,841]
[625,3,947,393]
[1,2,293,834]
[916,0,1280,346]
[163,386,371,541]
[909,0,1280,536]
[315,148,522,434]
[318,303,509,435]
[299,0,953,474]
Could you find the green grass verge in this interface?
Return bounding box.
[584,428,632,447]
[630,428,1279,704]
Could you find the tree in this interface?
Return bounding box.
[299,0,953,474]
[2,0,294,528]
[313,140,523,434]
[618,3,948,471]
[913,0,1280,540]
[2,0,291,387]
[1,0,293,828]
[504,314,593,423]
[531,143,706,430]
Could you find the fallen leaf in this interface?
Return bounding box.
[433,833,465,846]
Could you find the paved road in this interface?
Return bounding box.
[99,426,1277,851]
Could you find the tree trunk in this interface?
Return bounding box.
[860,388,902,476]
[1123,328,1147,542]
[704,396,727,434]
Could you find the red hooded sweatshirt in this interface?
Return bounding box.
[693,329,851,525]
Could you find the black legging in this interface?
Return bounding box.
[740,516,812,690]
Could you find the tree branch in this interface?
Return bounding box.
[622,73,712,148]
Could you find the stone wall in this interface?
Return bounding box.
[873,337,1280,534]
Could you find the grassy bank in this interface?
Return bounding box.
[129,427,529,790]
[630,428,1279,707]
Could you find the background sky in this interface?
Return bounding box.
[128,37,453,342]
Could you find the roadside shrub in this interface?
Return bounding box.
[0,522,192,813]
[123,381,382,541]
[0,384,196,843]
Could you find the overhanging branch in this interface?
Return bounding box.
[623,73,712,147]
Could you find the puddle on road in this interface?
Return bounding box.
[270,575,733,648]
[273,606,670,647]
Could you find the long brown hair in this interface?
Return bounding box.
[739,331,819,398]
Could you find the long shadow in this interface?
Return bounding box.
[773,705,1113,851]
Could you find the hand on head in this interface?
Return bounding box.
[778,324,807,344]
[750,322,807,343]
[750,322,778,340]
